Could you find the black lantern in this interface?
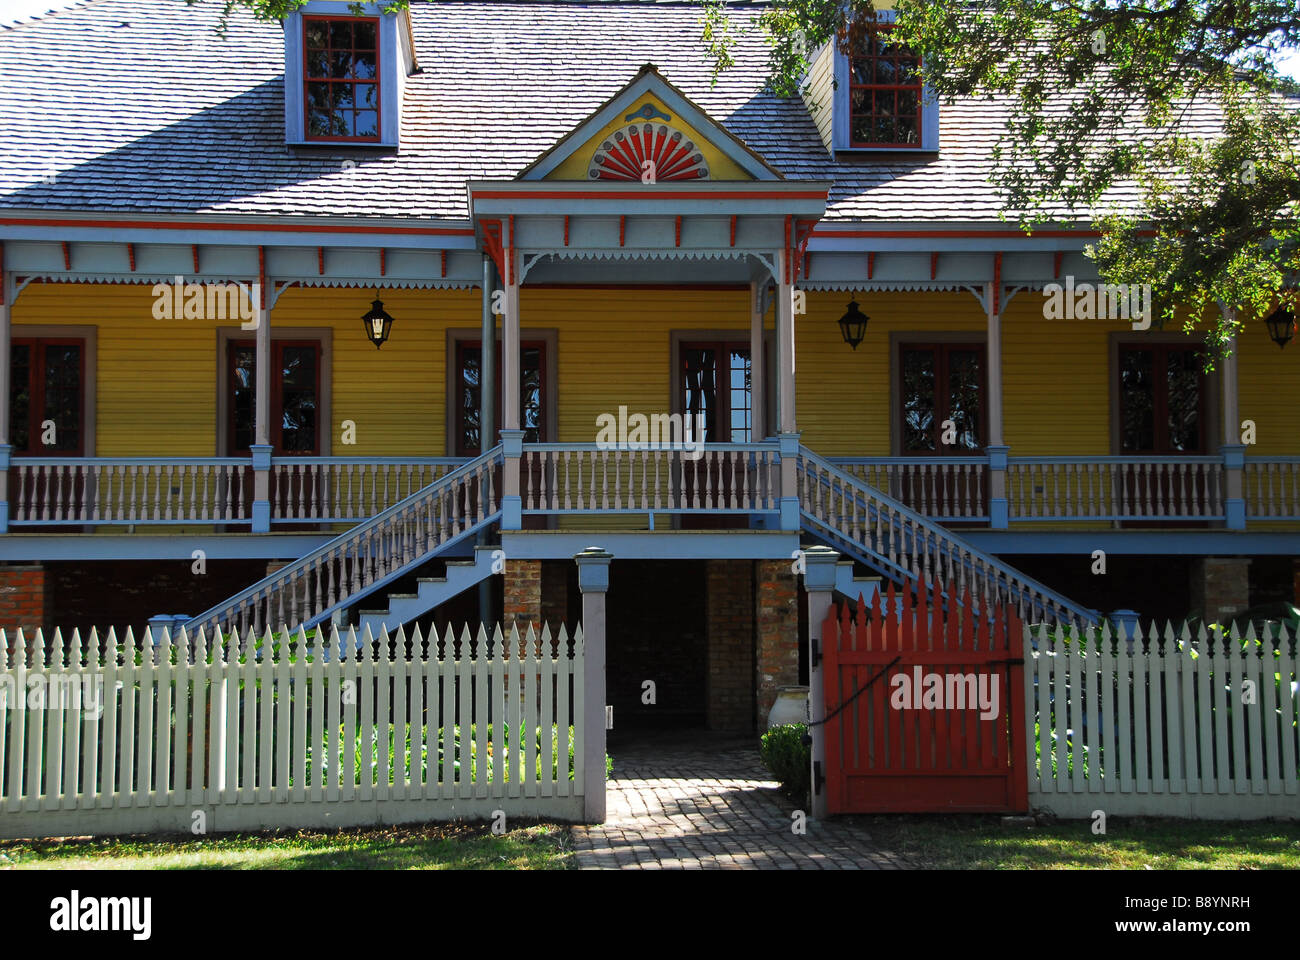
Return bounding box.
[1265,306,1295,349]
[838,299,869,350]
[361,296,395,349]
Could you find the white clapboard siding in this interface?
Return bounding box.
[0,620,587,839]
[1025,620,1300,818]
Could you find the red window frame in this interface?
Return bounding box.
[847,24,924,148]
[898,342,988,453]
[302,14,382,144]
[10,337,86,456]
[677,340,754,444]
[454,340,548,457]
[1118,344,1207,455]
[226,340,322,456]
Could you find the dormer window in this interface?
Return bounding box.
[848,26,922,148]
[304,16,380,141]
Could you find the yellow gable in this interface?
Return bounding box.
[545,95,754,182]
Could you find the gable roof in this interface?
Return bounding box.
[0,0,1225,225]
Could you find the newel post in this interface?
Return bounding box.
[575,546,611,824]
[1221,444,1246,530]
[987,444,1010,529]
[778,432,802,531]
[802,545,838,820]
[501,429,525,530]
[250,444,272,533]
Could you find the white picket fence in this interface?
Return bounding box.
[0,622,589,838]
[1025,621,1300,818]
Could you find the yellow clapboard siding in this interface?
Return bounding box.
[10,283,1297,463]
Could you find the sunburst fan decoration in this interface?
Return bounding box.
[589,123,710,182]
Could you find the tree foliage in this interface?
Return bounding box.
[703,0,1300,357]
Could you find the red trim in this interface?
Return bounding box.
[470,189,829,201]
[930,251,938,280]
[867,251,875,280]
[192,244,200,273]
[62,241,71,270]
[127,243,135,272]
[258,245,266,294]
[318,247,325,275]
[814,227,1117,239]
[302,15,382,144]
[481,220,506,280]
[0,216,474,238]
[10,337,87,456]
[619,215,626,248]
[729,215,736,248]
[847,24,923,149]
[508,215,516,286]
[563,215,570,247]
[784,216,792,283]
[992,252,1002,315]
[441,249,447,278]
[1054,251,1063,279]
[675,215,681,248]
[379,247,386,277]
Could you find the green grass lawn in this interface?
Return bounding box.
[856,815,1300,869]
[0,821,574,870]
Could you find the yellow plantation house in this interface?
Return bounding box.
[0,0,1296,734]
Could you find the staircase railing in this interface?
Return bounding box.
[186,446,503,639]
[798,446,1097,627]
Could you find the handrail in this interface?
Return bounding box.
[186,445,503,637]
[798,446,1097,627]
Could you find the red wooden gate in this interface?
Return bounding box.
[820,578,1028,814]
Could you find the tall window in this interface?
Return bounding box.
[304,16,380,142]
[1118,344,1206,454]
[226,341,320,455]
[848,26,923,147]
[10,338,84,455]
[680,342,752,443]
[899,343,985,452]
[455,341,546,456]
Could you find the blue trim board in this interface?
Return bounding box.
[965,530,1300,556]
[501,531,800,561]
[0,535,334,562]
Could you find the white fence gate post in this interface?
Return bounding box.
[575,547,611,824]
[801,545,839,820]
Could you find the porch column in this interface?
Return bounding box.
[776,250,800,530]
[478,257,497,626]
[575,547,611,824]
[749,279,765,441]
[0,260,11,534]
[985,280,1009,529]
[1219,307,1246,530]
[803,545,838,820]
[251,250,272,533]
[500,263,522,530]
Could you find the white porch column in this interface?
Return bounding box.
[985,279,1009,529]
[500,256,523,529]
[749,279,766,441]
[1219,306,1246,529]
[575,547,611,824]
[802,545,839,820]
[775,250,800,530]
[0,257,11,533]
[251,247,273,533]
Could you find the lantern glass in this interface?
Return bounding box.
[1265,306,1295,349]
[361,297,395,349]
[838,300,869,350]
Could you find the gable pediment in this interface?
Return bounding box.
[518,64,783,183]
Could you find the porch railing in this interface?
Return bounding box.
[270,457,465,523]
[829,457,990,521]
[1243,457,1300,520]
[10,457,251,525]
[1006,456,1225,521]
[520,443,781,518]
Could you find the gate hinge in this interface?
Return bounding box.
[811,636,821,668]
[989,658,1025,666]
[812,760,824,795]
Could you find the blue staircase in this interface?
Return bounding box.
[357,545,499,636]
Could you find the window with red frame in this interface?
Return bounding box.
[304,16,380,142]
[9,339,84,455]
[848,26,923,147]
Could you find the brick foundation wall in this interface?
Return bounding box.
[504,559,542,636]
[540,561,569,633]
[705,559,754,732]
[1189,557,1252,624]
[755,559,799,724]
[0,564,51,640]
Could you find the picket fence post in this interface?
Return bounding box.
[801,545,839,820]
[575,547,611,824]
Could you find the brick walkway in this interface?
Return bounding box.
[571,733,911,870]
